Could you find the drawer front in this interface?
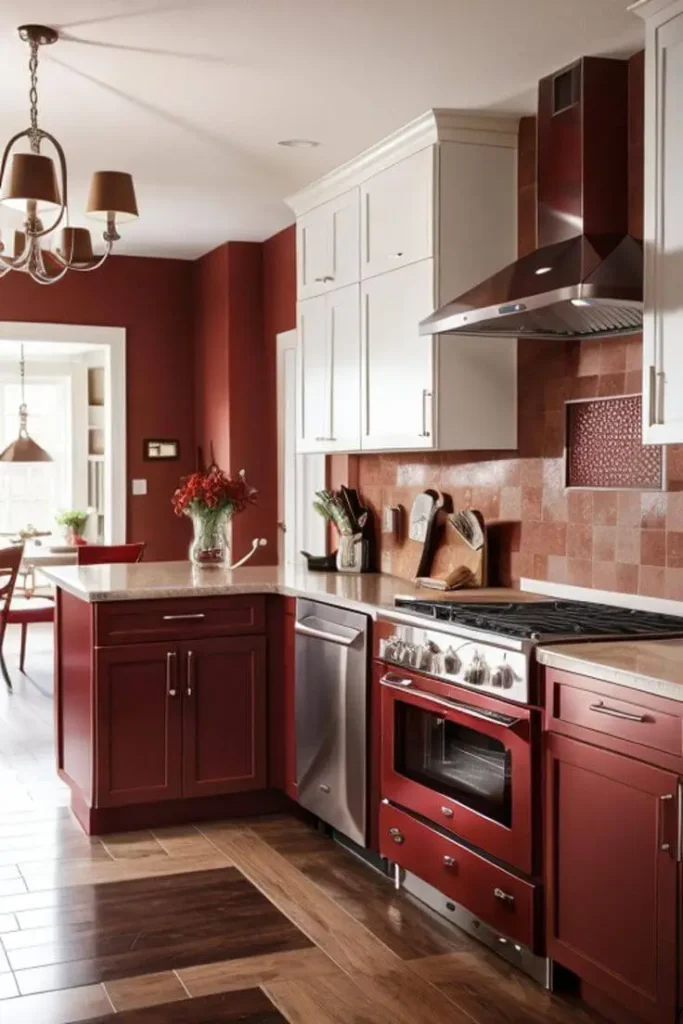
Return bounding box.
[96,597,266,645]
[546,669,683,767]
[379,802,537,949]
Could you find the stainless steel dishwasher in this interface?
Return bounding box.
[294,599,369,847]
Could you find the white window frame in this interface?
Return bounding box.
[0,323,126,544]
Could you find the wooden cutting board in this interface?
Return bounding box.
[391,490,445,582]
[418,510,487,589]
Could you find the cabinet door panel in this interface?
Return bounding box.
[328,283,361,452]
[361,147,434,279]
[297,190,359,299]
[546,733,678,1024]
[643,11,683,443]
[361,259,435,450]
[182,636,267,798]
[297,294,328,452]
[95,644,182,807]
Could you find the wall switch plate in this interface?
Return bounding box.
[131,479,147,496]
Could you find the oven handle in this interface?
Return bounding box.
[379,674,524,729]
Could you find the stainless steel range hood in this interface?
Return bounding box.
[422,57,643,341]
[420,233,643,340]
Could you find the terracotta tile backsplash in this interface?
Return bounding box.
[356,334,683,600]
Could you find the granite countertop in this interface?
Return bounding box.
[537,639,683,703]
[40,561,541,615]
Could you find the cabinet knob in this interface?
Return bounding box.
[443,855,456,867]
[440,806,454,819]
[389,826,405,844]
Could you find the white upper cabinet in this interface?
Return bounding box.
[296,190,359,300]
[360,147,434,279]
[287,110,519,453]
[634,0,683,443]
[297,285,361,454]
[362,260,435,449]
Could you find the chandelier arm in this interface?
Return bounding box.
[69,240,114,273]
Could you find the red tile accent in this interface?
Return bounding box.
[567,525,593,560]
[522,488,543,522]
[567,491,593,523]
[599,339,627,374]
[567,559,593,587]
[665,569,683,601]
[617,491,641,527]
[593,526,617,562]
[547,556,568,582]
[640,530,666,567]
[567,395,662,489]
[593,493,619,527]
[639,566,666,598]
[666,531,683,569]
[615,528,640,565]
[641,492,668,529]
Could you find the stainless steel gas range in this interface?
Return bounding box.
[375,597,683,985]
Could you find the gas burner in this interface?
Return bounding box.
[394,598,683,643]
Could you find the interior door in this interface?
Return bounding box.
[361,259,435,450]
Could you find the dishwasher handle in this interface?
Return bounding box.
[295,616,362,647]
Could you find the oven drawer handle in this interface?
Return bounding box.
[493,887,515,905]
[295,619,361,647]
[589,701,648,723]
[380,675,523,728]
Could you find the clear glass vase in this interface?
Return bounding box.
[188,508,230,568]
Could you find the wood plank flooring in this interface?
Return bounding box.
[0,624,608,1024]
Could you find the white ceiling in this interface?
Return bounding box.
[0,1,643,260]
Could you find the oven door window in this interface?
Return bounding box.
[394,703,512,827]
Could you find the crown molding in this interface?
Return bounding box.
[629,0,683,19]
[286,108,519,217]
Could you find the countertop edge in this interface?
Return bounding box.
[537,645,683,703]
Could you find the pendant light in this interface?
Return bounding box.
[0,345,52,463]
[0,24,139,285]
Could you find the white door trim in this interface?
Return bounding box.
[0,322,126,544]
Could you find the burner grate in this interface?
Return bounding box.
[393,599,683,640]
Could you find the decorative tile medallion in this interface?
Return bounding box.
[566,395,663,490]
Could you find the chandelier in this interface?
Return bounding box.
[0,24,139,285]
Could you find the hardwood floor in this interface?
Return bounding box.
[0,624,608,1024]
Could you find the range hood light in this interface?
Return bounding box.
[535,266,553,275]
[571,298,591,307]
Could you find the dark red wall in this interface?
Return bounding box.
[193,232,295,566]
[0,256,195,561]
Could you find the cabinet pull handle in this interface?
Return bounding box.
[313,276,325,283]
[648,365,658,426]
[443,855,455,867]
[677,781,683,864]
[493,887,515,905]
[419,389,432,438]
[659,793,675,853]
[166,651,177,697]
[588,701,647,723]
[440,806,454,819]
[162,613,206,622]
[388,251,404,259]
[388,827,404,844]
[186,650,195,697]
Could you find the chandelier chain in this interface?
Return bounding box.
[28,40,40,153]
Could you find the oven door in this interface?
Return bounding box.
[378,663,538,875]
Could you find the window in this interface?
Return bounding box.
[0,376,71,536]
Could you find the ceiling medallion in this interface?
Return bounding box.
[0,24,139,285]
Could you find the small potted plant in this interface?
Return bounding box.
[55,509,89,546]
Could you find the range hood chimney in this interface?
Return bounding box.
[421,57,643,341]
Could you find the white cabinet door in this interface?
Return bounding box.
[361,260,435,450]
[297,190,359,300]
[360,147,434,280]
[327,284,361,452]
[297,295,329,452]
[641,5,683,443]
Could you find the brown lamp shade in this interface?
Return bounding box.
[0,436,52,463]
[59,226,93,264]
[0,152,61,211]
[86,171,138,222]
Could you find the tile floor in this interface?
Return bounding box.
[0,624,606,1023]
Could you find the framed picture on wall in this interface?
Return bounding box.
[144,439,180,461]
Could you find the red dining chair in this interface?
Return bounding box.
[0,544,29,689]
[77,542,146,566]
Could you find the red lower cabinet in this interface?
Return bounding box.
[182,636,267,797]
[95,643,183,807]
[95,636,267,808]
[546,733,679,1024]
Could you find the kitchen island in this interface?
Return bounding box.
[42,562,533,835]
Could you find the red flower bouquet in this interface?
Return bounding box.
[173,465,257,567]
